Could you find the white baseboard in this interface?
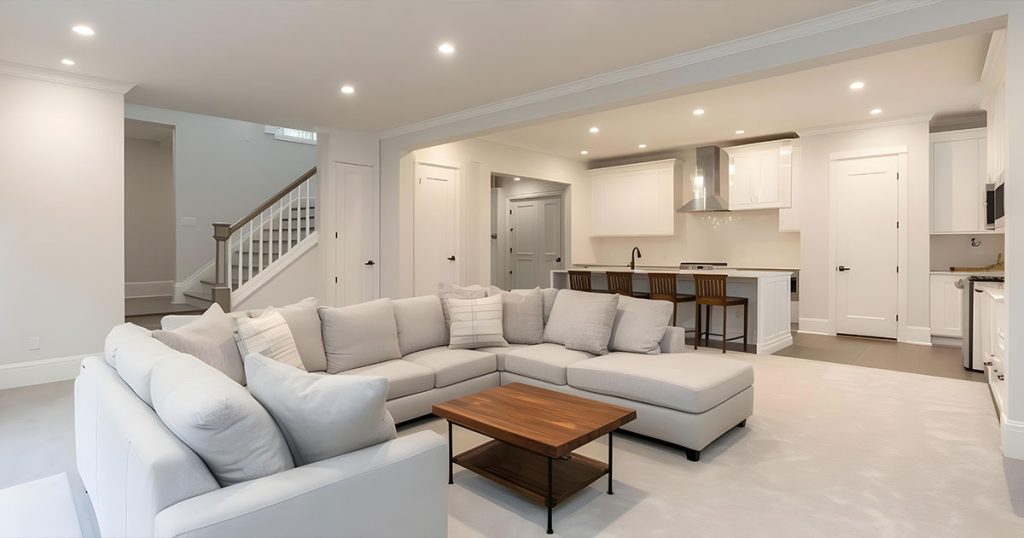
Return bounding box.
[0,354,91,391]
[900,325,932,346]
[798,317,832,335]
[125,280,174,298]
[1003,419,1024,461]
[931,336,962,347]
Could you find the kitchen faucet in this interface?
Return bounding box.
[630,247,642,270]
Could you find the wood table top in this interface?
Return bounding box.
[432,383,637,458]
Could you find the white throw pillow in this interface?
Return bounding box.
[437,282,488,325]
[393,295,448,355]
[447,295,508,350]
[609,295,674,354]
[233,309,305,370]
[244,353,397,466]
[543,290,619,355]
[493,287,544,344]
[271,297,328,372]
[152,303,246,385]
[150,354,294,486]
[319,299,402,373]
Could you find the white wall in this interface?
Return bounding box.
[405,139,589,296]
[0,72,127,372]
[797,121,930,341]
[233,247,321,311]
[124,136,175,291]
[124,104,317,285]
[930,234,1005,271]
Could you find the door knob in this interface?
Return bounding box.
[447,256,456,261]
[364,260,375,266]
[555,257,561,262]
[837,265,851,272]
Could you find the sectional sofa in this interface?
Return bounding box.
[78,287,753,537]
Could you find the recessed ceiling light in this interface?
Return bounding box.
[735,130,745,135]
[72,25,94,36]
[849,81,865,90]
[438,42,455,55]
[580,150,589,155]
[870,108,882,115]
[513,177,521,182]
[589,126,600,134]
[60,58,75,66]
[693,108,705,116]
[340,85,355,95]
[638,144,647,150]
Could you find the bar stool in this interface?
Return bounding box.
[693,274,748,353]
[647,273,695,327]
[568,270,594,292]
[606,271,649,298]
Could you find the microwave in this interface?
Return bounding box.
[986,182,1005,230]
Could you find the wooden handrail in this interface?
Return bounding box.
[226,166,317,235]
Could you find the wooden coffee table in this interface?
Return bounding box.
[432,383,637,534]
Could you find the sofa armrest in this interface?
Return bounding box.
[660,326,689,353]
[154,431,448,538]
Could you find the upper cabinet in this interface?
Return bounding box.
[726,140,794,211]
[982,30,1007,187]
[589,159,676,236]
[931,129,987,233]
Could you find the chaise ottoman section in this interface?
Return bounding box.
[566,352,753,413]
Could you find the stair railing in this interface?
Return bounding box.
[212,166,317,311]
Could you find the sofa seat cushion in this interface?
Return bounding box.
[477,344,527,371]
[403,347,497,387]
[503,343,594,385]
[342,359,435,399]
[566,352,754,414]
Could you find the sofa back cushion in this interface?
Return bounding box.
[392,295,448,355]
[320,299,402,373]
[271,297,328,372]
[104,322,151,367]
[609,296,674,354]
[540,288,558,324]
[543,290,619,355]
[233,309,305,370]
[494,287,544,344]
[112,333,182,407]
[447,295,508,349]
[244,353,397,466]
[150,354,294,487]
[152,303,246,385]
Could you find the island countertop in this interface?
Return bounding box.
[552,267,793,279]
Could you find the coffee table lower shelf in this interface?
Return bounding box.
[452,439,609,506]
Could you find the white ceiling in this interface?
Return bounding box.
[483,33,991,161]
[0,0,868,132]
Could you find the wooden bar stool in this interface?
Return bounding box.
[568,270,594,292]
[693,274,748,353]
[647,273,695,327]
[606,271,649,298]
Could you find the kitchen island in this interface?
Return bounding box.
[551,267,793,355]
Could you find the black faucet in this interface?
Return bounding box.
[630,247,642,270]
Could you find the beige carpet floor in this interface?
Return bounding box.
[1,353,1022,537]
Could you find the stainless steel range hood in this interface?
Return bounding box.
[678,145,729,212]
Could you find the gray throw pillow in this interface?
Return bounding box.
[150,353,294,486]
[497,287,545,344]
[543,290,619,355]
[271,297,328,372]
[244,353,397,466]
[152,303,246,385]
[609,296,674,354]
[448,295,508,349]
[319,299,402,373]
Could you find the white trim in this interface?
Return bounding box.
[903,325,933,346]
[798,115,932,137]
[173,259,216,304]
[378,1,939,140]
[1003,419,1024,461]
[0,60,134,94]
[829,146,908,161]
[231,232,319,306]
[930,128,987,143]
[0,354,91,391]
[931,335,962,347]
[125,280,174,298]
[798,317,833,335]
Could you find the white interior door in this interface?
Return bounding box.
[833,154,898,338]
[510,195,562,289]
[334,163,377,306]
[414,163,457,295]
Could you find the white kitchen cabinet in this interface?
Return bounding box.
[929,274,963,338]
[982,30,1006,186]
[726,140,793,211]
[931,129,987,233]
[589,159,676,237]
[777,145,802,232]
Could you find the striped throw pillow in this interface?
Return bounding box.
[233,309,305,370]
[447,295,508,350]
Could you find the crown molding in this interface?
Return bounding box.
[379,0,941,140]
[0,60,134,94]
[797,114,934,137]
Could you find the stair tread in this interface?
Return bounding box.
[182,291,214,303]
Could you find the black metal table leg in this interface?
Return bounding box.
[546,456,554,534]
[607,431,614,495]
[448,421,453,485]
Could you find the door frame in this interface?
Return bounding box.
[326,161,380,306]
[828,146,908,341]
[414,161,461,291]
[504,190,566,289]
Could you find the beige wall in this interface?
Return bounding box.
[124,136,175,287]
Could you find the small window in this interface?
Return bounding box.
[264,125,318,145]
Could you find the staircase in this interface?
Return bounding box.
[184,167,318,311]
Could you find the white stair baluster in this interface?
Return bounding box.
[248,221,254,283]
[259,210,265,274]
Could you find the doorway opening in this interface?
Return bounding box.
[491,174,568,290]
